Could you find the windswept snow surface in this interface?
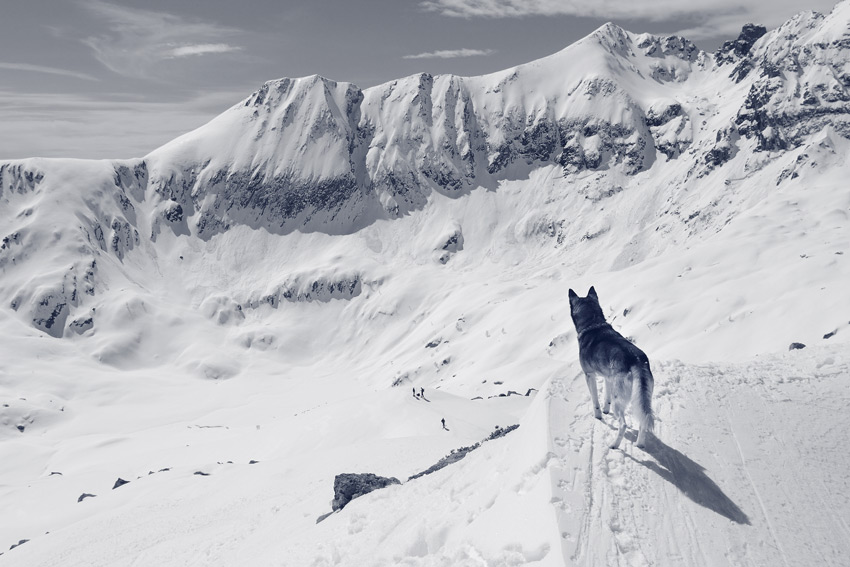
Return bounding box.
[2,3,850,566]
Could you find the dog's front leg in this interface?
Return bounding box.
[602,378,612,415]
[584,372,603,420]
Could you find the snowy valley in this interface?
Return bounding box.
[1,3,849,566]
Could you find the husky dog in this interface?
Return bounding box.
[569,287,655,449]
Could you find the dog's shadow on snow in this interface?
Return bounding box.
[622,431,750,525]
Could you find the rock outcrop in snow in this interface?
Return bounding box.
[331,473,400,511]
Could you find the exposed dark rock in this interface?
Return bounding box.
[557,116,653,175]
[729,60,755,84]
[331,473,401,511]
[408,424,520,481]
[437,229,464,264]
[316,511,334,524]
[113,161,148,203]
[77,493,96,502]
[69,316,94,334]
[112,478,129,489]
[0,231,21,251]
[441,232,463,252]
[0,163,44,193]
[245,274,362,307]
[637,35,699,62]
[645,102,682,127]
[408,446,475,481]
[788,342,806,350]
[33,296,67,337]
[194,471,210,476]
[703,127,739,171]
[10,539,29,550]
[823,330,836,339]
[249,460,259,464]
[715,24,768,66]
[164,201,184,222]
[487,423,520,441]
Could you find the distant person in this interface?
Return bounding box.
[412,387,417,398]
[441,418,446,429]
[420,387,425,398]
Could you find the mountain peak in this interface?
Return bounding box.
[587,21,634,56]
[715,23,768,65]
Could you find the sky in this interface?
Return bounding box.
[0,0,840,160]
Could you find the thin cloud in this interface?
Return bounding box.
[420,0,838,40]
[167,44,243,58]
[0,62,98,81]
[403,48,495,59]
[420,0,701,20]
[80,0,243,78]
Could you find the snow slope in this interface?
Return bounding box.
[1,2,850,565]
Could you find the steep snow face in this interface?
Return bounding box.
[145,76,374,238]
[0,160,139,339]
[141,22,718,237]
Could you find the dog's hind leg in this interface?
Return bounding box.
[609,390,628,449]
[584,372,603,420]
[611,407,627,449]
[636,422,647,449]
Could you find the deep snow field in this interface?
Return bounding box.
[1,147,848,566]
[2,6,850,565]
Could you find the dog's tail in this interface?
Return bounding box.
[631,362,655,433]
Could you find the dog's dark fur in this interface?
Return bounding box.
[569,287,655,449]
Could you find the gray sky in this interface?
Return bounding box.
[0,0,839,160]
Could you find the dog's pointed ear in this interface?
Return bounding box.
[587,286,598,300]
[568,288,578,304]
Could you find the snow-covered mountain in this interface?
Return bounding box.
[1,3,849,566]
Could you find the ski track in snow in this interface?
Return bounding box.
[548,347,850,566]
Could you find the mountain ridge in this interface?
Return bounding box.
[1,4,848,353]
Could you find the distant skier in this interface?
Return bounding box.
[441,418,446,429]
[420,387,425,398]
[412,387,417,398]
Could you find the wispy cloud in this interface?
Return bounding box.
[420,0,698,20]
[80,0,243,78]
[403,48,495,59]
[420,0,838,40]
[167,44,242,58]
[0,62,98,81]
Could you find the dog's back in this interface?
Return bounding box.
[569,287,655,448]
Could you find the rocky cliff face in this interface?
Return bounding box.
[731,5,850,152]
[137,4,850,239]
